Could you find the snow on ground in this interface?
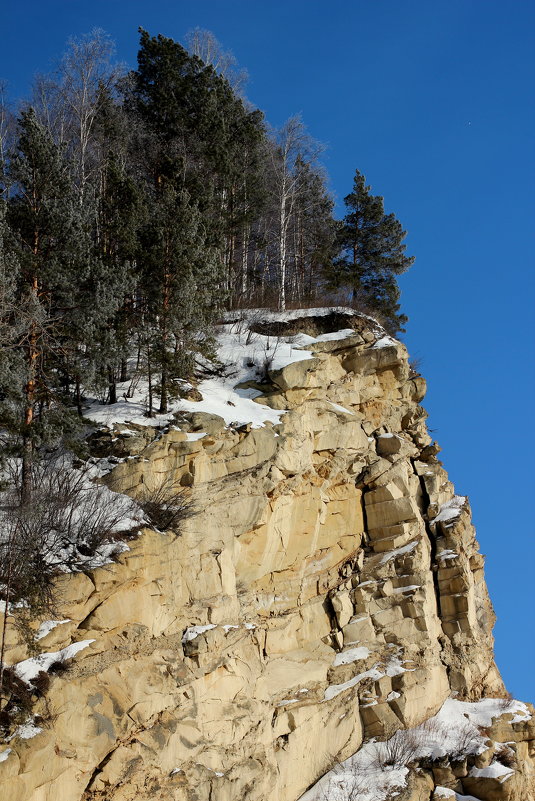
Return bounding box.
[299,697,529,801]
[83,309,391,431]
[0,455,146,575]
[14,640,95,685]
[433,495,466,526]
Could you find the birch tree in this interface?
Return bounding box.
[269,116,324,311]
[185,27,248,95]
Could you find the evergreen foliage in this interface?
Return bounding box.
[326,170,414,332]
[0,27,415,452]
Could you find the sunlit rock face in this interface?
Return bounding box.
[0,311,532,801]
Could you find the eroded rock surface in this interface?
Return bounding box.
[0,320,532,801]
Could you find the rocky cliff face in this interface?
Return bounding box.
[0,312,533,801]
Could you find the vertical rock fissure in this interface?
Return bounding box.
[414,464,442,622]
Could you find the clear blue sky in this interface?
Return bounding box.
[3,1,534,702]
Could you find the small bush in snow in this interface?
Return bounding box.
[449,721,481,760]
[372,729,421,770]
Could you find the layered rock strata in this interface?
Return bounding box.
[0,318,532,801]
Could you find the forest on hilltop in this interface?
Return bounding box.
[0,27,414,477]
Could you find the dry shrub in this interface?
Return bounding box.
[136,478,194,534]
[450,721,481,760]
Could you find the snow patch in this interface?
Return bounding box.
[436,549,458,562]
[324,666,383,701]
[35,619,71,641]
[379,540,418,565]
[392,584,420,595]
[84,309,380,431]
[299,696,529,800]
[14,640,95,685]
[469,762,514,780]
[328,401,355,415]
[433,495,466,526]
[371,335,399,349]
[333,646,370,666]
[181,624,217,644]
[10,720,42,740]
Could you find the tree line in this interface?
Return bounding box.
[0,27,414,495]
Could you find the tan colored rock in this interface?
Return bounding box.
[0,320,525,801]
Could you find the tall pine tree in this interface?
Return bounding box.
[327,170,414,332]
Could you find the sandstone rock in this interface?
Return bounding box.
[0,319,528,801]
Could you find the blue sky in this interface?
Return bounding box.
[3,1,534,702]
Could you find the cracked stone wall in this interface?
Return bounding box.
[0,322,531,801]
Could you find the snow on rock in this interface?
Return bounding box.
[469,762,514,781]
[371,335,399,349]
[299,697,528,800]
[392,584,420,595]
[385,656,411,677]
[0,748,12,763]
[436,549,458,562]
[433,791,481,801]
[434,790,482,801]
[324,666,384,701]
[35,619,71,641]
[328,401,355,415]
[442,697,530,728]
[14,640,95,685]
[379,540,419,565]
[333,646,370,667]
[433,787,456,798]
[433,495,466,526]
[181,624,217,644]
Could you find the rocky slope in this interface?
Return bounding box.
[0,310,533,801]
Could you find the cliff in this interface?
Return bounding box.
[0,310,533,801]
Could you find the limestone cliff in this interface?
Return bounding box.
[0,311,533,801]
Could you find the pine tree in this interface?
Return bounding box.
[140,184,220,414]
[5,110,122,497]
[327,170,413,332]
[126,30,237,411]
[0,203,25,444]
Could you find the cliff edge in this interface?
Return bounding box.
[0,310,533,801]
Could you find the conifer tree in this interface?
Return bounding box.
[7,110,83,498]
[127,30,235,411]
[6,110,125,495]
[0,203,24,443]
[140,183,220,414]
[327,170,413,331]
